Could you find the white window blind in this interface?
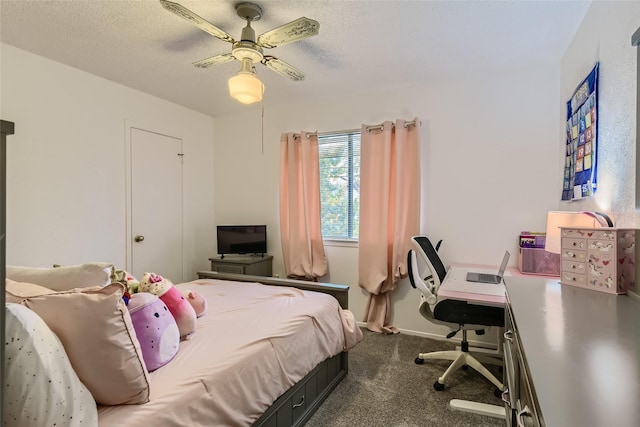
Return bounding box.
[318,130,361,240]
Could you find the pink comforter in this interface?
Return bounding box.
[98,279,362,426]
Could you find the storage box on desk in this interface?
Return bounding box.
[519,232,547,249]
[518,248,560,276]
[560,227,636,294]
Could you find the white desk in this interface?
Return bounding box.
[504,276,640,427]
[433,264,510,419]
[438,264,511,306]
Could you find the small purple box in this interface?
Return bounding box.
[519,232,546,249]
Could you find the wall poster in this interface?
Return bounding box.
[562,62,599,201]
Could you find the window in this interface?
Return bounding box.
[318,130,361,240]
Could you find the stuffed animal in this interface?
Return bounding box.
[111,267,132,305]
[182,289,208,318]
[139,273,196,339]
[128,293,180,371]
[126,273,140,294]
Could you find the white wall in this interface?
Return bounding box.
[213,1,640,339]
[1,44,216,280]
[213,63,562,339]
[558,1,640,301]
[558,1,639,223]
[3,0,637,340]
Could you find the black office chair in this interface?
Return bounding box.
[407,236,504,392]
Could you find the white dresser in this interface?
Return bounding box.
[559,227,636,294]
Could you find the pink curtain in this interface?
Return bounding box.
[358,118,421,333]
[279,132,327,280]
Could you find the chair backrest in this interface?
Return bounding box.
[412,236,447,286]
[407,236,447,307]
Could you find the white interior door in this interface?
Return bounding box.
[130,127,183,283]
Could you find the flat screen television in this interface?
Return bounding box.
[217,225,267,257]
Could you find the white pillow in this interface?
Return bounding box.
[3,303,98,427]
[6,262,113,291]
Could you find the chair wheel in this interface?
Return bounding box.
[433,381,445,391]
[414,357,424,365]
[494,388,502,398]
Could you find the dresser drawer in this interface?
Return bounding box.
[562,237,586,250]
[562,260,586,274]
[586,239,616,254]
[587,229,617,241]
[212,263,245,274]
[561,228,588,238]
[560,248,586,262]
[561,271,587,286]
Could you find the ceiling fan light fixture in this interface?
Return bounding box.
[232,42,264,63]
[228,70,264,104]
[162,1,319,97]
[229,57,264,104]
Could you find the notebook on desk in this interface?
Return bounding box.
[466,251,510,284]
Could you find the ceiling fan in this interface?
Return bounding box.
[160,0,320,103]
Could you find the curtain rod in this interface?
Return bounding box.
[365,119,420,133]
[292,128,358,140]
[291,120,419,139]
[292,131,318,140]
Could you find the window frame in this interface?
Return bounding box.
[317,128,361,243]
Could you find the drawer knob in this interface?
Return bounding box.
[292,395,305,409]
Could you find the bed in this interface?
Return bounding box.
[4,267,362,427]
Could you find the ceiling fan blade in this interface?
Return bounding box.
[261,56,305,81]
[193,53,235,68]
[160,0,235,44]
[257,17,319,49]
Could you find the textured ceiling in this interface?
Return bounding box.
[0,0,592,117]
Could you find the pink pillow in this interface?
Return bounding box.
[128,293,180,371]
[6,279,150,405]
[139,273,196,339]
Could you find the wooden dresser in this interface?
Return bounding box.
[208,254,273,277]
[559,227,636,294]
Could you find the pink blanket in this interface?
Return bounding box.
[98,279,362,426]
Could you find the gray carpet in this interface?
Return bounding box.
[305,329,505,427]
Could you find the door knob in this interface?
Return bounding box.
[134,235,145,242]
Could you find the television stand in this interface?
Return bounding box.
[208,254,273,277]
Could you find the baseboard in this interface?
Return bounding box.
[356,321,498,350]
[628,289,640,304]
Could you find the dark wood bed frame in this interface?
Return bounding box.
[1,120,15,427]
[197,271,350,427]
